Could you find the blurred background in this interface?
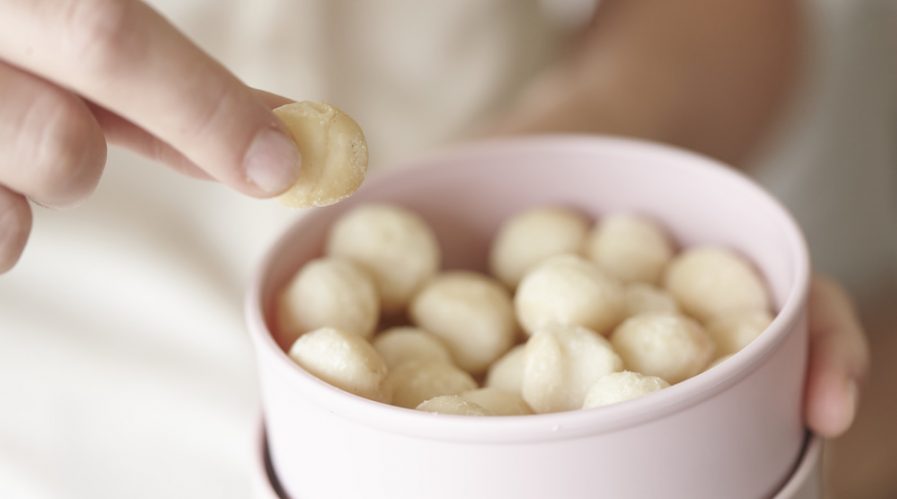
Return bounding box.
[0,0,894,497]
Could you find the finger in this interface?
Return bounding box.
[0,185,32,273]
[86,102,212,181]
[84,88,295,181]
[0,0,300,197]
[254,89,294,109]
[0,61,107,207]
[804,275,870,437]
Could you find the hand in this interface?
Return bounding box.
[805,274,870,437]
[0,0,302,273]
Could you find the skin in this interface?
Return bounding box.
[0,0,302,271]
[0,0,874,492]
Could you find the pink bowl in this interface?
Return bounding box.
[246,136,811,499]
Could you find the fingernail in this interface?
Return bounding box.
[243,127,301,195]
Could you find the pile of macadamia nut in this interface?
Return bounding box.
[277,204,773,416]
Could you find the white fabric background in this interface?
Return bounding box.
[0,1,893,498]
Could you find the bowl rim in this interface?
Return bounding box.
[245,134,811,443]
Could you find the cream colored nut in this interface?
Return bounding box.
[410,272,516,374]
[706,310,773,356]
[384,360,477,409]
[416,395,491,416]
[611,313,715,384]
[288,327,388,402]
[663,246,770,323]
[515,254,625,336]
[522,324,623,413]
[274,101,368,207]
[278,257,379,344]
[586,214,674,284]
[460,387,532,416]
[372,327,453,368]
[485,345,526,395]
[582,371,670,409]
[326,203,440,314]
[489,206,589,288]
[624,283,679,318]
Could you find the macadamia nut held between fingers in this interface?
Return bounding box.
[274,101,368,208]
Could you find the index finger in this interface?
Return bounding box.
[0,0,300,197]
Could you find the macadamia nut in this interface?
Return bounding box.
[410,272,516,374]
[281,201,776,418]
[706,310,773,356]
[522,324,623,413]
[384,361,477,409]
[416,395,491,416]
[372,327,453,368]
[485,345,526,394]
[664,247,770,323]
[582,371,670,409]
[274,101,367,207]
[586,214,674,284]
[278,257,378,344]
[515,254,625,336]
[489,207,589,288]
[326,204,440,314]
[460,387,532,416]
[611,313,715,384]
[288,327,388,402]
[624,283,679,318]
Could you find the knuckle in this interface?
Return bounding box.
[33,98,106,205]
[65,0,141,74]
[180,75,237,141]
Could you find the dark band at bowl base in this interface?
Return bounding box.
[262,433,289,499]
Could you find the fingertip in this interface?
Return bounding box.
[807,375,858,438]
[242,126,302,197]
